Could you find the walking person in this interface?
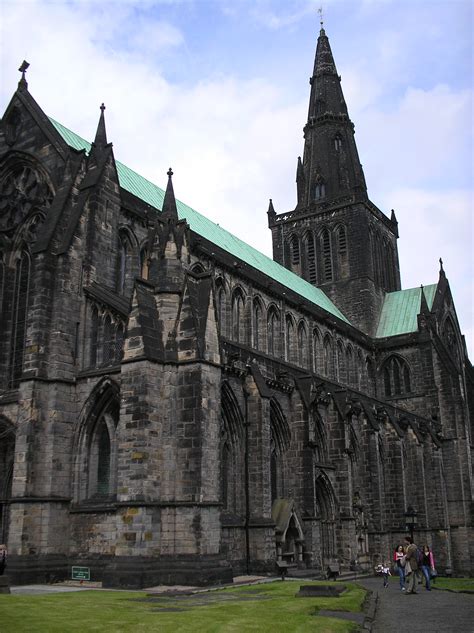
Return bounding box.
[0,545,7,576]
[404,536,419,594]
[393,544,406,591]
[420,544,435,591]
[381,562,391,588]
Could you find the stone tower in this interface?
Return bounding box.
[268,26,401,335]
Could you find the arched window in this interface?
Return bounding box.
[323,335,333,378]
[346,345,354,386]
[382,356,412,397]
[366,357,376,395]
[314,180,326,200]
[334,135,343,150]
[313,328,321,373]
[337,225,348,278]
[216,278,227,336]
[285,314,295,363]
[232,289,245,343]
[74,380,119,503]
[267,307,280,357]
[297,322,308,368]
[9,251,31,388]
[336,340,346,383]
[289,235,300,267]
[252,298,264,351]
[117,230,135,295]
[321,229,333,282]
[304,232,317,283]
[221,382,244,515]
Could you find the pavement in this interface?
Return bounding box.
[357,576,474,633]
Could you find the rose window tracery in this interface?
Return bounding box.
[0,165,53,232]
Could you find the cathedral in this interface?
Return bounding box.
[0,27,472,588]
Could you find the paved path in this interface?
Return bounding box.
[358,577,474,633]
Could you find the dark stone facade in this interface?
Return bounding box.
[0,31,472,588]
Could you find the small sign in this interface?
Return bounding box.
[72,566,90,581]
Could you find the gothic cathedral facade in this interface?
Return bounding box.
[0,28,472,587]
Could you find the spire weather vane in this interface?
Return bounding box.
[318,6,324,27]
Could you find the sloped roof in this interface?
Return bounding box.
[376,284,437,338]
[49,117,350,324]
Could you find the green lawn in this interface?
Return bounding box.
[432,577,474,592]
[1,581,366,633]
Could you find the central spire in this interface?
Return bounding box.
[296,26,367,209]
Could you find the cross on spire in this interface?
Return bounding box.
[18,60,30,90]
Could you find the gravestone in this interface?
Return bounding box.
[296,584,346,598]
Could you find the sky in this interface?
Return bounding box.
[1,0,473,357]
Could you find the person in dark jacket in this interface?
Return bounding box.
[0,545,7,575]
[420,545,435,591]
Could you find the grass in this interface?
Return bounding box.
[0,580,366,633]
[431,577,474,592]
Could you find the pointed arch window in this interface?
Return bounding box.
[382,356,412,397]
[321,229,333,282]
[337,226,347,255]
[285,314,295,363]
[9,251,31,388]
[323,336,333,378]
[232,290,245,343]
[289,235,300,267]
[216,284,227,336]
[117,230,135,295]
[304,232,317,283]
[297,322,308,368]
[252,298,264,351]
[334,135,343,151]
[313,328,321,373]
[314,180,326,200]
[267,308,280,357]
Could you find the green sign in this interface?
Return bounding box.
[72,566,90,581]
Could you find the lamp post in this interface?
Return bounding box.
[404,506,418,542]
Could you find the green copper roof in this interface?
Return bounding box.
[376,284,437,338]
[49,117,350,324]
